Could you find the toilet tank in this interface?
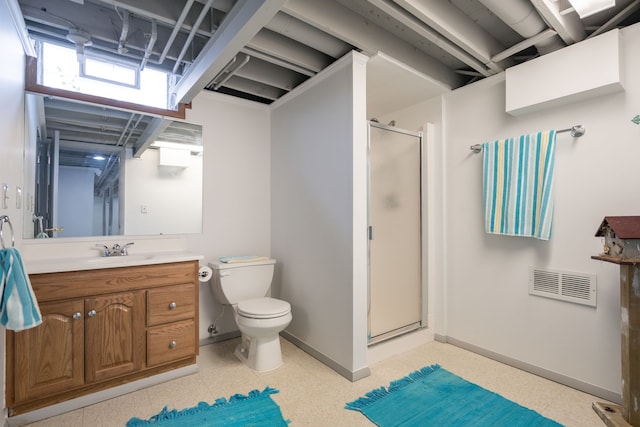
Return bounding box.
[209,259,276,305]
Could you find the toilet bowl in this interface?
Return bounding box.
[209,259,292,372]
[233,297,292,371]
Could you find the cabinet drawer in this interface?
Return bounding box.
[147,320,196,366]
[147,284,195,326]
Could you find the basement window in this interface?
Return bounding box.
[80,56,139,89]
[39,42,169,109]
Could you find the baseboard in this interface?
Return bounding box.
[281,331,371,382]
[7,365,199,426]
[199,330,240,347]
[368,328,434,365]
[434,333,447,343]
[442,335,621,404]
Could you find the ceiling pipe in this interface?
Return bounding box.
[118,9,129,54]
[477,0,565,55]
[208,55,237,88]
[529,0,586,45]
[172,0,215,74]
[214,54,250,90]
[139,19,157,71]
[369,0,494,77]
[159,0,195,65]
[392,0,510,73]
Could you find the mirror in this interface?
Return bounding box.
[23,94,203,239]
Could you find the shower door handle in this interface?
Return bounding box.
[368,225,374,240]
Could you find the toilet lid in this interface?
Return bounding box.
[238,297,291,319]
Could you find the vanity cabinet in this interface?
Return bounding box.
[85,291,145,383]
[14,299,85,402]
[6,261,199,416]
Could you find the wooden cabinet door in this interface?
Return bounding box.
[85,291,145,383]
[14,299,85,402]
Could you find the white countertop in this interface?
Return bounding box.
[24,251,204,274]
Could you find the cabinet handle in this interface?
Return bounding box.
[73,312,82,320]
[168,302,177,310]
[87,309,97,318]
[169,340,177,348]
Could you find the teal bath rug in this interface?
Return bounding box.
[126,387,289,426]
[346,364,563,427]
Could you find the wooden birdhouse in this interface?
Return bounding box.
[595,216,640,259]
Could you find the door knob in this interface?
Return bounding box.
[169,340,177,348]
[72,312,82,320]
[168,302,177,309]
[87,309,97,317]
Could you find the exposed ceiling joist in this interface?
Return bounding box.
[491,29,557,63]
[234,59,306,91]
[223,76,285,100]
[588,0,640,38]
[132,117,171,158]
[248,29,333,73]
[393,0,509,71]
[283,0,463,90]
[367,0,494,77]
[265,12,352,58]
[171,0,287,106]
[240,46,317,77]
[530,0,587,44]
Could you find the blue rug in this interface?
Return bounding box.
[346,364,563,427]
[126,387,289,426]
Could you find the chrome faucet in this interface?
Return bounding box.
[119,242,134,256]
[95,242,135,256]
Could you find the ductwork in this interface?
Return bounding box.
[477,0,565,55]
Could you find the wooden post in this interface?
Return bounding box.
[592,255,640,427]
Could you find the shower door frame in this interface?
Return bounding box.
[367,121,426,345]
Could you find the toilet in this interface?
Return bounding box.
[209,258,292,371]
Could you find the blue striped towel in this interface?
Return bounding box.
[482,130,556,240]
[0,248,42,331]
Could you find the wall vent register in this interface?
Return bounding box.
[529,267,597,307]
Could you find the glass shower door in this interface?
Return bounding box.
[368,123,422,344]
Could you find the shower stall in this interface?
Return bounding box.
[368,120,424,345]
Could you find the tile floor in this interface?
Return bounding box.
[25,337,608,426]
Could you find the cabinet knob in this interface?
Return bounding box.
[169,340,177,348]
[87,310,97,318]
[73,312,82,320]
[168,302,177,310]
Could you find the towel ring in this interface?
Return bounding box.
[0,215,15,249]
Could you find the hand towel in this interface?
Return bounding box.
[219,255,269,264]
[482,130,556,240]
[0,248,42,331]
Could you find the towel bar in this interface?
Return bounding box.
[470,125,586,153]
[0,215,15,249]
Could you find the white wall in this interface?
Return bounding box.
[184,91,272,340]
[439,24,640,399]
[123,148,203,235]
[270,52,369,379]
[0,0,28,417]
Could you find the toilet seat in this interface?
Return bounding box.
[238,297,291,319]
